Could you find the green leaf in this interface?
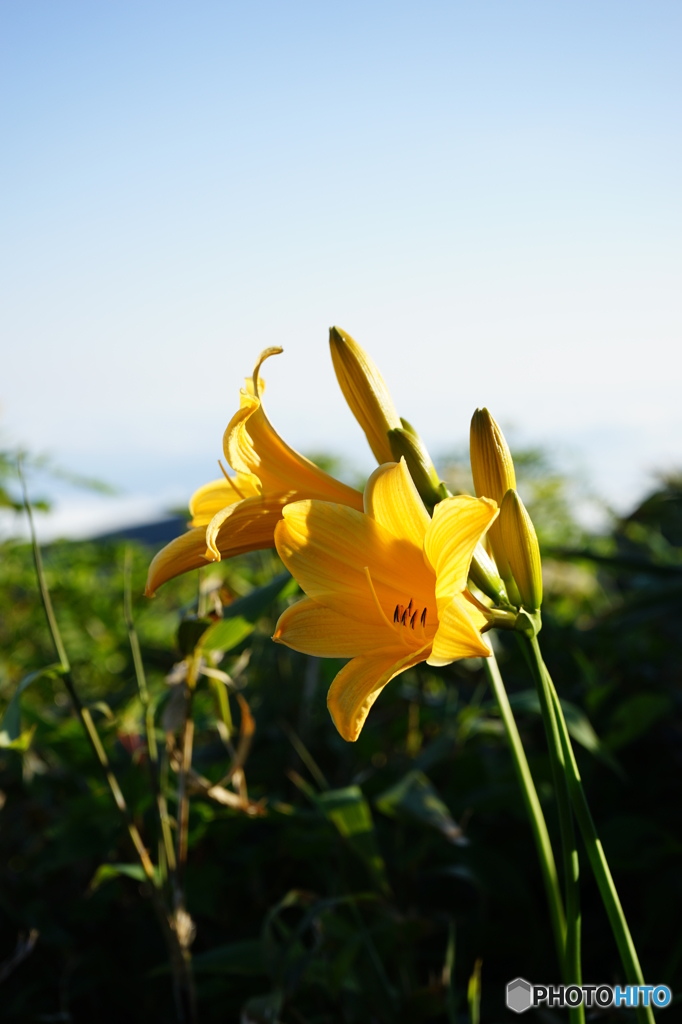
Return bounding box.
[241,989,284,1024]
[375,770,466,845]
[0,663,63,747]
[177,617,213,656]
[192,939,266,976]
[201,572,297,653]
[467,958,482,1024]
[0,724,36,751]
[499,690,608,756]
[87,701,114,721]
[316,786,390,894]
[88,863,156,892]
[604,693,673,751]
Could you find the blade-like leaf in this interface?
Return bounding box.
[491,690,617,766]
[0,663,63,746]
[89,862,158,892]
[241,989,284,1024]
[603,693,673,751]
[201,572,297,653]
[316,786,390,895]
[375,769,466,845]
[192,939,265,976]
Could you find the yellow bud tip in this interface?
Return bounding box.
[329,326,401,465]
[469,408,516,504]
[469,407,517,583]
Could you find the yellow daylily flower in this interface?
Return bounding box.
[272,459,498,742]
[146,349,364,596]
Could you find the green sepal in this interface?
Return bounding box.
[514,608,543,637]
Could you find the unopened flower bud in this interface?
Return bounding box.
[500,489,543,610]
[470,408,516,583]
[329,326,401,465]
[388,418,447,512]
[469,543,508,606]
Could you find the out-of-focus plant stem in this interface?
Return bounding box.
[541,654,656,1024]
[20,462,196,1024]
[483,652,567,978]
[176,660,199,881]
[124,548,177,876]
[518,636,584,1024]
[19,462,155,881]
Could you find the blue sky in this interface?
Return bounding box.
[1,2,681,533]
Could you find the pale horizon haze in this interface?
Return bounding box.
[1,2,681,537]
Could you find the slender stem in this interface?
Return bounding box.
[20,464,196,1023]
[124,549,177,875]
[177,712,195,875]
[171,667,199,1024]
[541,659,656,1024]
[19,462,156,881]
[175,648,201,891]
[518,636,584,1022]
[482,653,566,975]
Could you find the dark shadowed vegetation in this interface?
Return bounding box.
[0,454,680,1022]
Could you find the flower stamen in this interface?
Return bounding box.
[218,460,246,500]
[363,567,397,634]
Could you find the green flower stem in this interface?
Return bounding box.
[482,653,566,976]
[541,658,656,1024]
[518,637,584,1024]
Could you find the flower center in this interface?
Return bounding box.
[393,598,427,630]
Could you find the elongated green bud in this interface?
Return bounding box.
[469,542,509,606]
[500,488,543,610]
[388,418,447,512]
[470,408,516,583]
[329,326,401,465]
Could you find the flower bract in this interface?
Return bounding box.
[273,459,498,741]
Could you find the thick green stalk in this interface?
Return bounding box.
[542,660,656,1024]
[482,653,566,975]
[518,637,584,1024]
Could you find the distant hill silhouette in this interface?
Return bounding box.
[93,515,187,546]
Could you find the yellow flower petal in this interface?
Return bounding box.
[274,500,435,631]
[460,588,491,632]
[205,494,289,561]
[147,349,365,595]
[225,374,364,510]
[424,495,498,614]
[145,528,210,597]
[146,498,289,595]
[363,458,430,548]
[189,475,258,527]
[427,593,491,667]
[327,645,430,742]
[273,597,402,658]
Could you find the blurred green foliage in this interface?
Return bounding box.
[0,459,681,1022]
